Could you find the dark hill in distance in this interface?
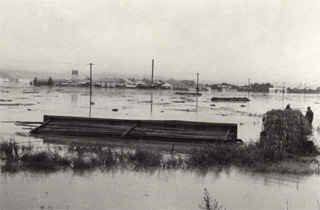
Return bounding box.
[0,69,69,80]
[0,71,14,79]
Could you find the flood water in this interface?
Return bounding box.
[1,80,320,209]
[2,169,320,209]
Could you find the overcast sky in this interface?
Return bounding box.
[1,0,319,86]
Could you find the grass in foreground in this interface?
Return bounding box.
[0,139,319,174]
[198,189,320,210]
[199,188,225,210]
[186,142,320,173]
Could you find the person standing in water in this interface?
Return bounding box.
[305,106,314,124]
[285,104,291,110]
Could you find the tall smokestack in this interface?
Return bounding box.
[151,59,154,84]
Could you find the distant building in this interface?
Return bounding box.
[135,81,146,86]
[59,79,80,86]
[168,80,195,90]
[287,87,304,94]
[122,79,137,88]
[162,83,173,90]
[96,78,125,88]
[218,84,237,92]
[0,71,19,82]
[269,86,286,94]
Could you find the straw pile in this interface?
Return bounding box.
[261,109,312,153]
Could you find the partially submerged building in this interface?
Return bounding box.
[269,86,287,94]
[167,79,195,90]
[161,83,173,90]
[96,78,125,88]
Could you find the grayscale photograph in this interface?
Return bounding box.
[0,0,319,209]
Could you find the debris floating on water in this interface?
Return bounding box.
[175,92,202,96]
[211,97,250,102]
[0,103,35,106]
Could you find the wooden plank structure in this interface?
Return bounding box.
[30,115,242,143]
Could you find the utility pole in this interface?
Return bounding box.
[87,63,94,117]
[87,62,94,104]
[196,73,199,111]
[151,59,154,84]
[283,82,285,94]
[248,78,251,93]
[196,73,199,94]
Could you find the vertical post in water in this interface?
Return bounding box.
[88,63,94,117]
[196,73,199,94]
[151,59,154,84]
[151,59,154,112]
[196,73,199,111]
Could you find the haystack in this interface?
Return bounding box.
[261,109,312,153]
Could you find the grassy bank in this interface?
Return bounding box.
[186,142,320,174]
[1,138,319,174]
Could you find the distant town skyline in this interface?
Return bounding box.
[1,69,317,90]
[1,0,319,87]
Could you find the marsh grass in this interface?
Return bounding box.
[127,147,162,167]
[186,142,319,173]
[21,152,61,170]
[0,138,32,160]
[0,138,319,174]
[186,143,264,168]
[199,188,225,210]
[163,155,185,169]
[0,140,167,172]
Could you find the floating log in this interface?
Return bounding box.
[30,115,242,143]
[0,103,35,106]
[211,97,250,102]
[121,123,138,138]
[22,91,39,94]
[175,92,202,96]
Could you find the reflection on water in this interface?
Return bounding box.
[1,168,319,209]
[1,84,319,144]
[71,92,77,105]
[150,92,153,114]
[1,84,320,209]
